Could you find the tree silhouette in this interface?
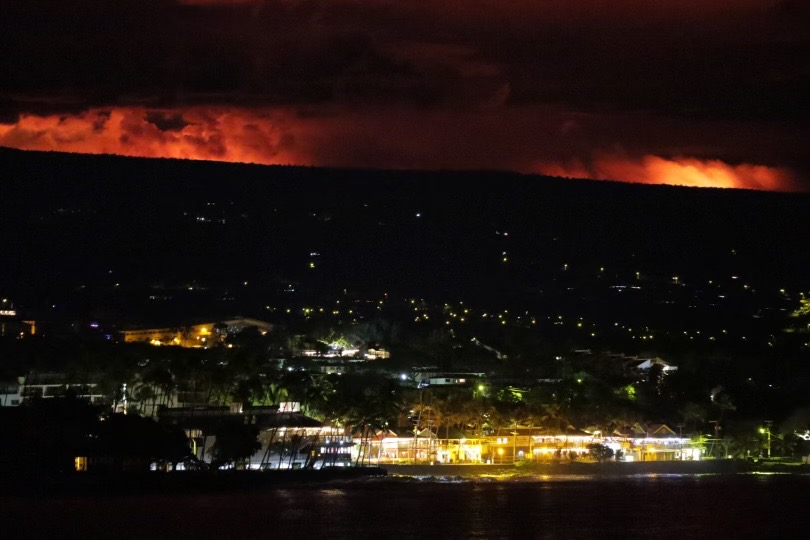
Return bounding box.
[209,420,261,469]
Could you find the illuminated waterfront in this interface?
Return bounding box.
[2,474,807,539]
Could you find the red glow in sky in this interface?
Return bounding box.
[535,155,797,192]
[1,1,807,191]
[0,108,304,166]
[0,107,799,191]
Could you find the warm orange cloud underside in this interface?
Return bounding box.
[0,108,303,166]
[0,107,798,192]
[534,155,796,192]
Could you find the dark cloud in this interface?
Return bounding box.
[0,111,19,125]
[91,110,111,133]
[145,112,190,132]
[1,1,805,121]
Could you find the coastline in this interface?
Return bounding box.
[383,459,810,478]
[6,460,809,498]
[4,466,387,497]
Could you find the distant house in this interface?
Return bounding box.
[119,317,273,348]
[635,357,678,372]
[611,423,698,461]
[347,422,702,465]
[356,428,439,464]
[485,427,596,464]
[645,424,680,438]
[0,373,104,407]
[364,346,391,360]
[414,372,485,388]
[315,362,351,375]
[159,403,352,469]
[0,306,35,339]
[0,379,22,407]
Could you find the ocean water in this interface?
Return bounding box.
[2,474,807,539]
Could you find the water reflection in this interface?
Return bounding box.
[2,475,807,539]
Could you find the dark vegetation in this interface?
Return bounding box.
[1,148,808,463]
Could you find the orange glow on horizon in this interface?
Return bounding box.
[534,154,797,192]
[0,108,303,166]
[0,107,800,192]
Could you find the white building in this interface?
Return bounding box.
[636,357,678,372]
[0,374,104,407]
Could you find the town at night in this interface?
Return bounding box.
[1,1,809,538]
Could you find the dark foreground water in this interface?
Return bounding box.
[2,474,808,539]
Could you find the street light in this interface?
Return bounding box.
[760,422,772,458]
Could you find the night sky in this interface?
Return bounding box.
[1,0,807,190]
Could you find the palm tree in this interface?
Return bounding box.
[541,403,570,433]
[258,382,290,468]
[714,394,736,423]
[442,394,468,441]
[679,402,708,434]
[320,373,402,466]
[461,399,495,438]
[352,380,403,465]
[408,390,445,464]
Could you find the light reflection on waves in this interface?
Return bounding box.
[2,475,806,539]
[383,472,752,483]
